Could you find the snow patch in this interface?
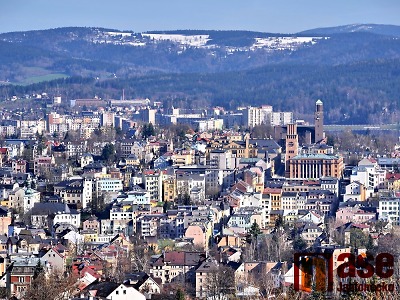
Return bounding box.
[106,31,133,37]
[142,33,211,47]
[251,37,325,51]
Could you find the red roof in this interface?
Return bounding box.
[231,180,251,193]
[386,173,400,180]
[164,251,186,265]
[263,187,282,194]
[303,180,320,186]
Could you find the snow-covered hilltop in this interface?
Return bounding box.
[89,30,326,52]
[142,33,211,47]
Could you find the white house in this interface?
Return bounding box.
[96,178,123,196]
[343,181,367,202]
[41,247,66,271]
[107,283,146,300]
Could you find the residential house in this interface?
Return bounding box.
[184,221,212,249]
[195,259,219,299]
[83,216,100,234]
[41,247,66,272]
[34,155,55,177]
[300,223,324,246]
[143,170,165,202]
[30,202,80,230]
[0,206,11,235]
[150,251,206,284]
[54,178,92,209]
[336,206,376,225]
[343,181,367,202]
[176,172,206,203]
[5,257,47,298]
[81,281,145,300]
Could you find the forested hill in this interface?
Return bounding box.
[0,24,399,124]
[2,59,399,125]
[1,25,400,82]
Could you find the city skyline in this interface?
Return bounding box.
[1,0,400,34]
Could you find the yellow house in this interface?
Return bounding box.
[81,230,98,243]
[207,133,257,159]
[163,177,177,202]
[122,204,133,211]
[385,173,400,191]
[0,200,9,208]
[172,150,194,166]
[125,154,140,166]
[264,187,282,211]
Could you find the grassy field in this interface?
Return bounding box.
[19,73,68,85]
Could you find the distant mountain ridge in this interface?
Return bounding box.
[299,23,400,37]
[0,24,399,83]
[0,24,399,125]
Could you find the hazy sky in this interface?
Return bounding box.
[1,0,400,33]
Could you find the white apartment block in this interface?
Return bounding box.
[195,118,224,132]
[271,112,293,126]
[143,171,165,202]
[351,165,386,194]
[96,178,123,196]
[53,211,81,228]
[243,106,273,128]
[379,198,400,225]
[110,207,136,221]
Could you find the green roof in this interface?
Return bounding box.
[292,154,340,160]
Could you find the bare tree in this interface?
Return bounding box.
[129,236,154,272]
[23,268,78,300]
[204,264,236,300]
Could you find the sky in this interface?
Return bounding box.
[1,0,400,34]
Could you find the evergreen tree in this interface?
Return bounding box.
[293,236,308,252]
[163,201,172,213]
[175,288,185,300]
[247,220,262,245]
[101,143,116,163]
[33,260,44,279]
[142,123,155,139]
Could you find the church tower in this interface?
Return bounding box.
[285,123,298,177]
[315,99,324,143]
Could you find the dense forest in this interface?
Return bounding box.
[1,59,399,124]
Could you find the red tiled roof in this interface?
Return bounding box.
[231,180,251,193]
[164,251,186,265]
[303,180,320,186]
[263,187,282,194]
[386,173,400,180]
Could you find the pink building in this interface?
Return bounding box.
[336,206,375,224]
[82,216,100,234]
[185,222,210,249]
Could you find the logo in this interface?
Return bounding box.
[294,252,395,294]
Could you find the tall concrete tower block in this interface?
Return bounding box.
[315,99,324,143]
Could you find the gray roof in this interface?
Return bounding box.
[282,192,297,198]
[31,202,78,215]
[84,281,119,297]
[250,139,281,150]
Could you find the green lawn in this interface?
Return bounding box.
[20,73,68,85]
